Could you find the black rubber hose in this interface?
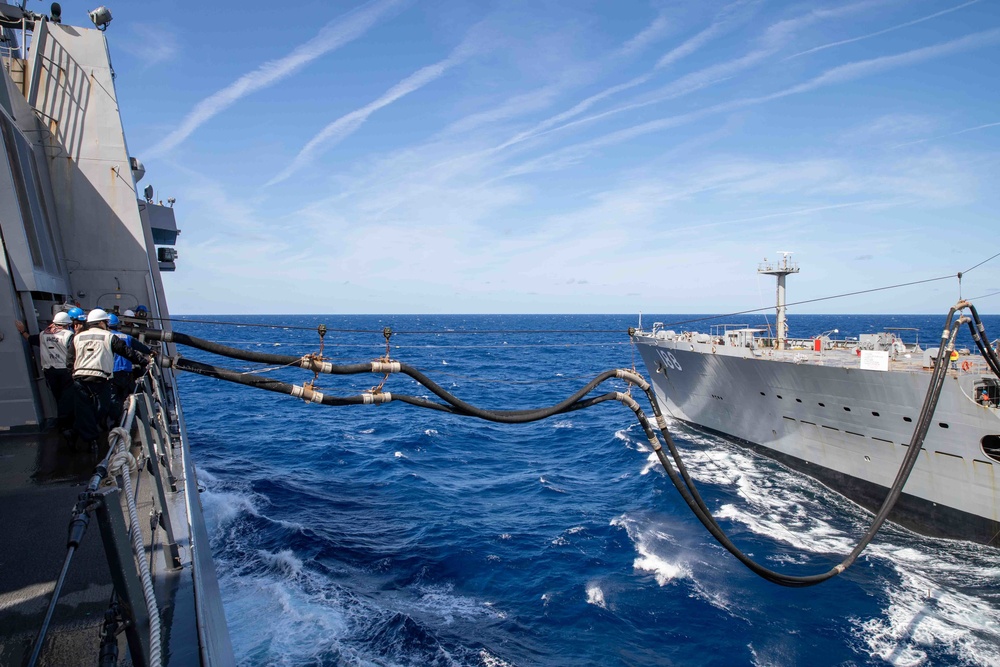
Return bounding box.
[124,327,364,370]
[174,357,625,424]
[26,546,77,667]
[138,328,631,422]
[966,303,1000,378]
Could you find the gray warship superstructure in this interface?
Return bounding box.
[632,256,1000,546]
[0,4,232,664]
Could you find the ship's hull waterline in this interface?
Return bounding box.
[633,336,1000,546]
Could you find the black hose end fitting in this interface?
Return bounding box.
[67,508,90,549]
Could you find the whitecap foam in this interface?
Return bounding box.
[424,428,438,436]
[657,429,1000,664]
[538,476,566,493]
[256,548,304,579]
[480,648,515,667]
[585,583,606,609]
[852,547,1000,666]
[551,420,573,429]
[200,488,260,529]
[633,547,687,586]
[221,570,349,665]
[639,451,659,475]
[405,583,507,625]
[394,451,404,458]
[612,514,688,587]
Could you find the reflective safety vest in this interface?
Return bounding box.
[73,329,115,379]
[39,327,72,370]
[113,332,134,372]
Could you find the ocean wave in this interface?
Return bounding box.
[181,313,1000,666]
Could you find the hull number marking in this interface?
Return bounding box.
[657,350,682,372]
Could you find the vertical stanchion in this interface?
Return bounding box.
[94,486,151,667]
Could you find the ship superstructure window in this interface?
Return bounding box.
[939,423,949,429]
[818,402,825,407]
[903,417,912,423]
[872,411,880,417]
[843,407,852,412]
[982,435,1000,463]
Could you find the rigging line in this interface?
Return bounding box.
[962,249,1000,275]
[150,316,630,336]
[170,341,630,350]
[657,274,953,330]
[967,289,1000,301]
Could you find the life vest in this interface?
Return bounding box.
[39,327,72,370]
[73,329,115,379]
[113,332,134,372]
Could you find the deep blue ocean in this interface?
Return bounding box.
[173,313,1000,667]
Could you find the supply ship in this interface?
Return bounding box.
[0,3,233,664]
[632,254,1000,546]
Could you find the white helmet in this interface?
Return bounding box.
[53,312,73,326]
[123,309,135,317]
[86,308,110,323]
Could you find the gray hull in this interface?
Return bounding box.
[633,335,1000,545]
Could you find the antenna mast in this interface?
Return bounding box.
[758,252,799,350]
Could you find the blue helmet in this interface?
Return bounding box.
[108,314,120,329]
[136,304,148,313]
[67,306,85,322]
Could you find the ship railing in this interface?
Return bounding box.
[28,358,187,667]
[99,360,187,667]
[137,337,236,664]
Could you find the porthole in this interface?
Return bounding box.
[981,435,1000,463]
[872,411,880,417]
[903,417,912,423]
[818,402,825,407]
[939,423,949,429]
[777,395,783,400]
[795,398,802,403]
[844,407,851,412]
[760,391,765,396]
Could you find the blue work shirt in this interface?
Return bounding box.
[112,332,134,372]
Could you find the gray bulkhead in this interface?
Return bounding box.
[0,20,170,429]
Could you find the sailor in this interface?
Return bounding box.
[66,308,150,451]
[108,313,151,413]
[67,306,87,334]
[38,312,76,426]
[981,388,991,406]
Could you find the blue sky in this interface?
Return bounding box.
[81,0,1000,313]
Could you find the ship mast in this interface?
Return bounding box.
[758,252,799,350]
